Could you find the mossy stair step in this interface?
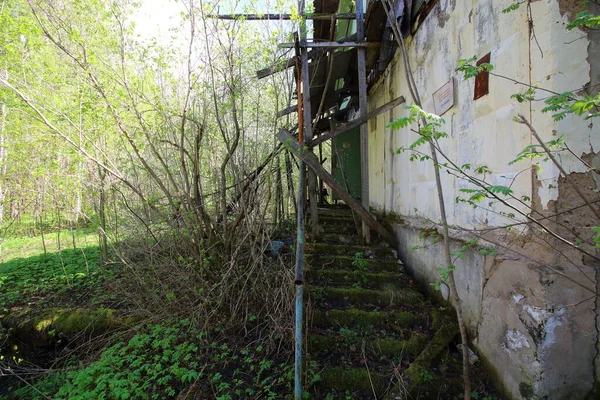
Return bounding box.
[318,215,357,226]
[319,223,358,235]
[311,287,425,308]
[305,269,411,290]
[307,255,403,273]
[307,243,397,260]
[319,232,386,246]
[310,308,427,331]
[317,366,388,396]
[316,207,354,217]
[309,331,430,359]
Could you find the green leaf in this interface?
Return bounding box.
[488,185,513,196]
[511,87,536,103]
[567,11,600,30]
[502,2,521,14]
[474,165,492,175]
[388,116,412,129]
[571,95,600,117]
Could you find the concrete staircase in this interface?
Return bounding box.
[305,206,464,399]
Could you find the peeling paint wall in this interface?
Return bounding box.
[367,0,599,398]
[369,0,599,226]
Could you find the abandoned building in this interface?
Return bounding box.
[250,0,600,398]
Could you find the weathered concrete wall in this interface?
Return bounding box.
[390,220,596,399]
[367,0,600,398]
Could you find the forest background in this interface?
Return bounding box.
[0,0,307,397]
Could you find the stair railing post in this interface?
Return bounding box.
[294,12,306,397]
[294,161,305,400]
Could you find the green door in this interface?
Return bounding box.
[331,127,362,201]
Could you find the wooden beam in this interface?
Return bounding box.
[278,41,380,48]
[277,104,298,117]
[257,32,360,79]
[208,12,356,20]
[256,48,326,79]
[356,0,370,243]
[279,130,397,247]
[300,32,319,236]
[309,95,406,147]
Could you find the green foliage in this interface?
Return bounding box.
[457,188,488,205]
[12,320,203,399]
[9,320,301,400]
[541,91,576,121]
[452,238,479,260]
[509,136,564,166]
[593,227,600,248]
[502,2,523,14]
[419,369,434,382]
[479,247,497,257]
[430,264,456,291]
[390,105,448,155]
[455,56,494,79]
[2,228,98,261]
[572,95,600,120]
[474,165,492,175]
[567,10,600,30]
[510,87,600,122]
[351,252,369,271]
[510,87,536,103]
[410,228,442,253]
[487,185,513,196]
[0,245,109,310]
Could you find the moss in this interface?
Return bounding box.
[307,270,409,289]
[11,308,134,346]
[519,381,534,399]
[310,243,396,260]
[319,287,424,307]
[378,211,407,225]
[372,333,429,357]
[309,332,429,358]
[307,255,402,273]
[401,321,459,390]
[311,308,423,330]
[320,366,386,394]
[429,308,451,330]
[27,308,116,334]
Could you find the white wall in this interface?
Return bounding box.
[367,1,599,398]
[369,0,597,228]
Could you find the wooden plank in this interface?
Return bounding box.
[208,12,356,20]
[279,130,397,247]
[300,37,319,235]
[256,48,326,79]
[257,32,359,79]
[278,104,298,118]
[309,95,406,147]
[278,41,380,48]
[356,0,370,243]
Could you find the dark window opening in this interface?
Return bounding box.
[474,53,491,100]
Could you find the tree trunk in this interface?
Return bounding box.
[98,167,108,261]
[0,102,6,259]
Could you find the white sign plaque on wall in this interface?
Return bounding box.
[432,78,454,116]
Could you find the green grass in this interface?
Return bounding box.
[0,229,113,311]
[0,245,111,310]
[2,228,99,263]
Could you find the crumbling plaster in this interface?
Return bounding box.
[367,0,599,399]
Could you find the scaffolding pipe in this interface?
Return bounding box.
[294,162,305,400]
[294,37,305,399]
